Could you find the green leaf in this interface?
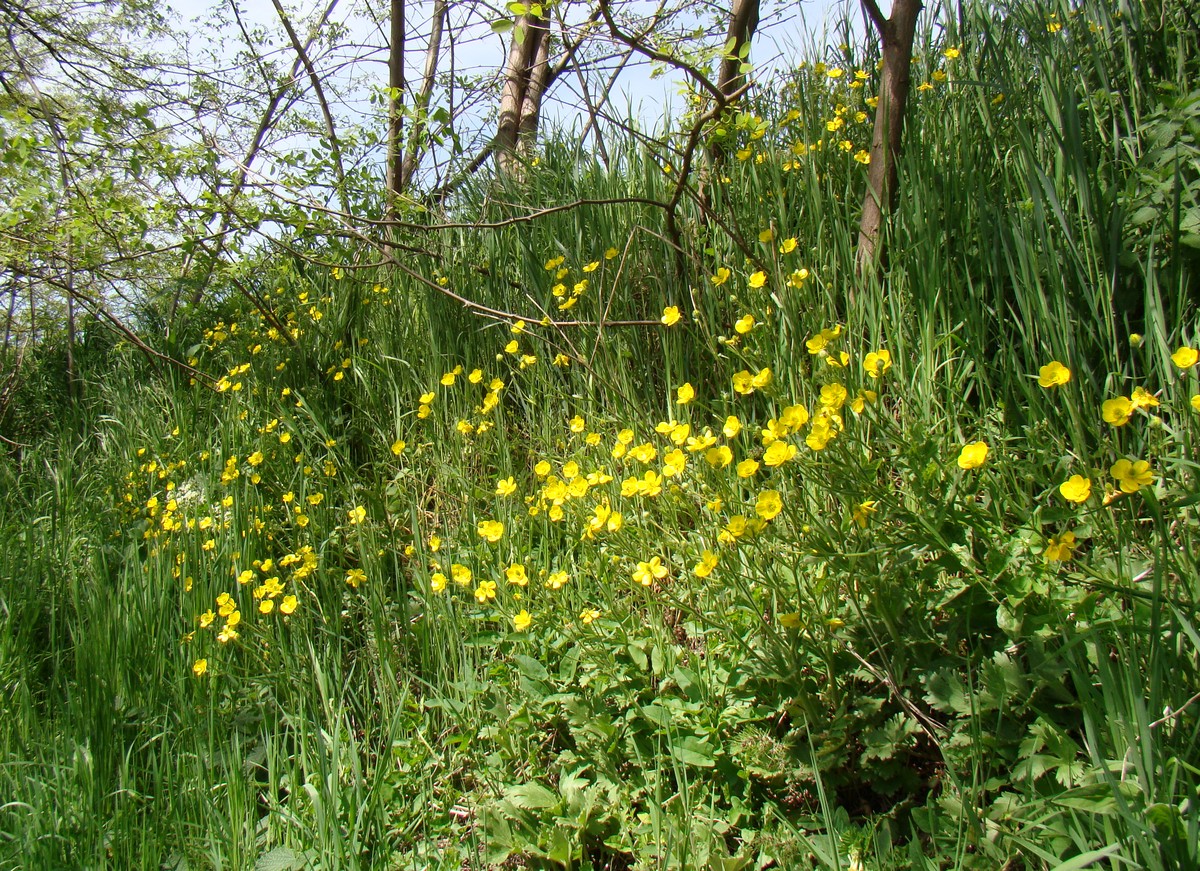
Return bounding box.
[1047,844,1123,871]
[506,2,528,15]
[490,18,513,33]
[670,736,715,768]
[513,654,549,682]
[254,847,301,871]
[506,781,559,810]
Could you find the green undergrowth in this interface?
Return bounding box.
[2,0,1200,867]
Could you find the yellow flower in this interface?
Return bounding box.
[430,572,448,593]
[496,476,517,496]
[762,441,796,466]
[307,493,324,505]
[1038,361,1071,388]
[819,383,848,411]
[579,607,600,624]
[633,556,668,586]
[748,271,767,288]
[805,325,842,354]
[751,367,773,389]
[569,415,586,432]
[512,609,532,632]
[1130,387,1159,410]
[1192,394,1200,413]
[706,445,733,468]
[279,595,297,615]
[419,391,435,405]
[756,489,783,520]
[693,550,718,578]
[1101,396,1133,426]
[735,314,756,334]
[346,568,366,588]
[505,564,528,586]
[736,458,760,478]
[711,267,730,286]
[248,451,264,467]
[477,519,504,543]
[957,441,989,470]
[851,390,877,414]
[348,505,366,524]
[852,500,878,528]
[863,350,892,378]
[605,247,619,259]
[661,306,682,326]
[474,580,497,603]
[390,439,406,456]
[534,460,552,477]
[451,564,472,585]
[779,237,798,254]
[1110,458,1154,493]
[468,368,483,383]
[732,370,755,395]
[723,415,742,437]
[1059,475,1092,503]
[1044,530,1076,562]
[662,449,687,477]
[1171,346,1198,369]
[676,383,695,404]
[545,570,569,590]
[192,658,208,677]
[440,371,456,386]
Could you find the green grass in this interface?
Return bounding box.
[2,0,1199,867]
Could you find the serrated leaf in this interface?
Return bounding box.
[254,847,300,871]
[506,781,559,809]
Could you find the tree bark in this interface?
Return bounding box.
[385,0,406,222]
[496,11,549,174]
[717,0,759,101]
[856,0,921,274]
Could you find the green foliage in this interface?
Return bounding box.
[2,0,1200,869]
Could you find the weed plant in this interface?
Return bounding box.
[1,0,1198,868]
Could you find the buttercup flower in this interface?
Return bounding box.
[957,441,989,470]
[1038,361,1071,388]
[661,306,682,326]
[505,564,528,586]
[633,556,669,586]
[756,490,783,520]
[512,609,532,632]
[1101,396,1133,426]
[496,476,517,496]
[736,458,760,478]
[852,500,878,528]
[477,519,504,542]
[1044,530,1076,562]
[1171,346,1198,369]
[693,550,718,578]
[676,383,695,404]
[474,580,497,603]
[346,568,366,588]
[863,350,892,378]
[1110,458,1154,493]
[735,314,756,334]
[1130,387,1159,410]
[192,658,208,677]
[1059,475,1092,503]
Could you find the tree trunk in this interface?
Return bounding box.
[496,11,548,174]
[856,0,921,274]
[385,0,406,222]
[717,0,759,100]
